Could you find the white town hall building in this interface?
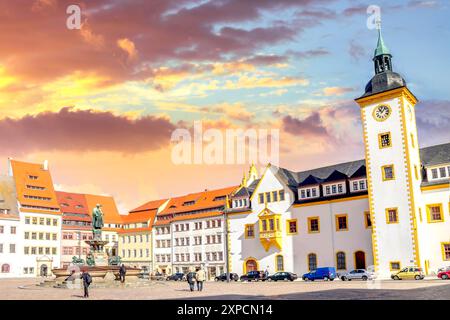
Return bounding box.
[227,29,450,279]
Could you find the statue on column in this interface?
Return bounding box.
[92,204,104,240]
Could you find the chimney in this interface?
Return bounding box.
[43,160,49,171]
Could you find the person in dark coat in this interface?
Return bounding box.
[119,264,126,283]
[186,271,197,292]
[81,269,92,298]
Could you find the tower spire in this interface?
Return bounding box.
[373,19,392,74]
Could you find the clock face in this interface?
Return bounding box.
[373,105,391,121]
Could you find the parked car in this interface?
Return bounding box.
[240,271,267,282]
[215,273,239,281]
[302,267,336,281]
[267,272,298,282]
[166,272,186,281]
[340,269,374,281]
[391,267,424,280]
[437,268,450,280]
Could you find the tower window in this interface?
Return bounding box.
[382,165,395,181]
[378,132,392,148]
[390,262,401,271]
[386,208,399,224]
[442,243,450,261]
[287,219,297,234]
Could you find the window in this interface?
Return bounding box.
[245,224,255,239]
[359,180,366,190]
[300,190,306,198]
[265,192,271,203]
[272,191,278,202]
[287,219,297,235]
[390,261,401,271]
[441,243,450,261]
[440,167,447,178]
[386,208,399,224]
[332,185,337,194]
[382,165,395,181]
[325,186,331,195]
[336,252,346,270]
[279,190,285,201]
[335,214,348,231]
[308,217,320,233]
[1,264,10,273]
[258,193,264,204]
[276,255,284,272]
[312,188,317,197]
[365,212,372,228]
[308,253,317,271]
[337,184,343,193]
[11,226,16,234]
[431,168,438,179]
[25,217,30,224]
[426,204,444,223]
[261,220,267,232]
[378,132,392,148]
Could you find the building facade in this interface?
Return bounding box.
[9,159,62,277]
[56,191,92,268]
[227,30,450,279]
[119,199,168,271]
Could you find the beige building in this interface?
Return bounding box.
[119,199,168,272]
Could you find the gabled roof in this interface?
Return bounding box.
[9,159,60,215]
[158,186,237,216]
[323,170,348,183]
[299,175,323,187]
[0,176,19,220]
[129,199,168,214]
[84,193,124,224]
[55,191,89,215]
[420,143,450,167]
[349,165,367,179]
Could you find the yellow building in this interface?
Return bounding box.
[119,199,168,272]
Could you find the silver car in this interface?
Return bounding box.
[340,269,374,281]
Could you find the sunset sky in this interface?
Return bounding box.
[0,0,449,212]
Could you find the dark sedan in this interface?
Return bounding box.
[214,273,239,281]
[267,272,298,282]
[166,272,186,281]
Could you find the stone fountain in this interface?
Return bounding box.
[51,204,141,285]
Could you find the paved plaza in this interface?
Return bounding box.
[0,278,450,300]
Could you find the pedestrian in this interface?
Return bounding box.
[186,269,197,292]
[264,268,269,279]
[81,268,92,298]
[119,264,126,283]
[196,267,206,291]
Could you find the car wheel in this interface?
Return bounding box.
[323,276,329,281]
[442,274,448,280]
[393,276,400,280]
[415,275,421,280]
[302,277,307,281]
[362,276,368,281]
[268,278,272,282]
[341,276,347,281]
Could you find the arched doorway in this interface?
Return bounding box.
[244,258,258,273]
[1,264,10,273]
[354,251,366,269]
[40,264,48,277]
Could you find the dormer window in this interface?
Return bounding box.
[299,186,319,200]
[183,201,195,206]
[350,179,367,192]
[427,165,450,181]
[323,183,346,196]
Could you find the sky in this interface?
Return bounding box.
[0,0,449,212]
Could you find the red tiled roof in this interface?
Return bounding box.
[55,191,89,215]
[129,199,168,213]
[171,211,223,222]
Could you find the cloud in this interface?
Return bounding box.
[225,75,309,90]
[349,40,366,61]
[322,86,355,96]
[416,100,450,146]
[282,112,330,138]
[0,107,176,154]
[117,38,138,61]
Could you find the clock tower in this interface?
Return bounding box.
[355,26,423,278]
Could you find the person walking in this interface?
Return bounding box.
[119,264,126,283]
[186,269,197,292]
[81,268,92,298]
[264,268,269,279]
[196,267,206,291]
